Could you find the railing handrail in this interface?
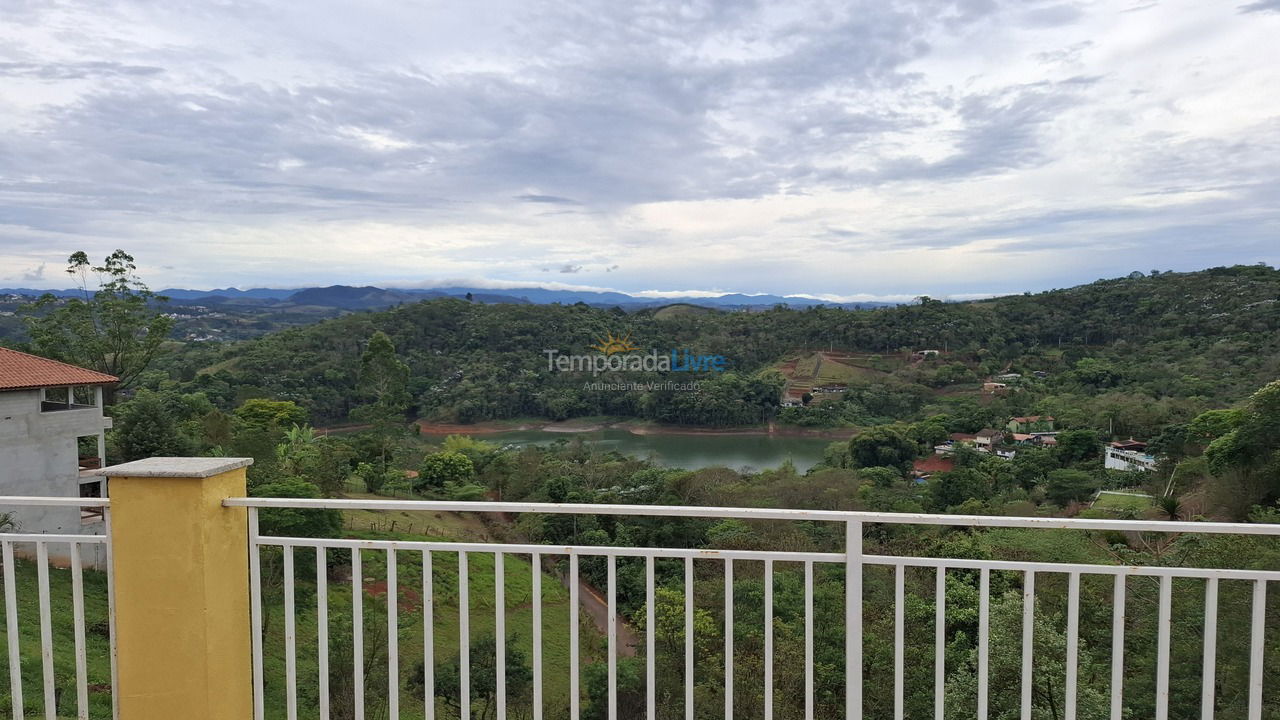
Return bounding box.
[224,496,1280,536]
[0,496,110,507]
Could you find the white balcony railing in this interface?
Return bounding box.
[0,496,116,720]
[226,497,1280,720]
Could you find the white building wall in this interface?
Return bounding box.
[1104,448,1157,472]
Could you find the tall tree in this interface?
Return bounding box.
[351,331,410,470]
[111,390,191,462]
[21,250,172,402]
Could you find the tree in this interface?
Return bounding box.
[931,468,991,510]
[907,420,950,450]
[846,426,918,473]
[858,466,902,488]
[1045,468,1097,506]
[1071,357,1120,388]
[20,250,173,401]
[428,634,532,716]
[1187,408,1243,446]
[416,451,475,491]
[1055,429,1100,464]
[250,477,341,537]
[110,390,191,461]
[1205,381,1280,506]
[355,458,384,491]
[1157,495,1183,520]
[1011,448,1058,489]
[350,331,410,471]
[274,427,356,496]
[945,591,1110,719]
[235,399,308,431]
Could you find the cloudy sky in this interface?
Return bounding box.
[1,0,1277,300]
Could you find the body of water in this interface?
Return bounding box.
[472,428,835,473]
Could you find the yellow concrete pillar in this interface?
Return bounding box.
[96,457,255,720]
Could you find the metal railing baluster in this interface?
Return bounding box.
[1248,580,1266,720]
[1202,577,1218,720]
[935,567,946,720]
[36,542,55,720]
[532,552,543,720]
[423,551,434,720]
[1111,574,1126,720]
[765,558,774,720]
[70,543,89,720]
[725,558,733,720]
[459,551,469,720]
[978,567,990,720]
[1021,571,1036,720]
[1065,571,1080,720]
[387,549,399,720]
[646,555,656,720]
[317,547,330,720]
[3,541,23,720]
[495,551,504,720]
[284,546,297,720]
[353,548,364,720]
[685,557,694,720]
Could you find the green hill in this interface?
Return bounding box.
[155,264,1280,432]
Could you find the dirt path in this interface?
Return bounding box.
[572,571,639,657]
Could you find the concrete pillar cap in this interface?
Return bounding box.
[93,456,254,478]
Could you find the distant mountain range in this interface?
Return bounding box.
[0,284,894,311]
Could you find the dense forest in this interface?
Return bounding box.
[131,264,1280,437]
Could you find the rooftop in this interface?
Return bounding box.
[0,347,118,391]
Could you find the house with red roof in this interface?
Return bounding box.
[0,347,116,554]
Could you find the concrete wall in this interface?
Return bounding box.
[0,388,110,565]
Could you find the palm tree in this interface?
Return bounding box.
[1157,495,1182,521]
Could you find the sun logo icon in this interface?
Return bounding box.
[589,332,639,355]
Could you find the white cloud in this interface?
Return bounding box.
[0,0,1276,296]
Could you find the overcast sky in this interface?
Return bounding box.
[1,0,1277,301]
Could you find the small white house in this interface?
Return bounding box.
[1104,440,1157,472]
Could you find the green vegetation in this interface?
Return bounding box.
[20,250,173,401]
[6,261,1280,716]
[1091,491,1153,514]
[101,265,1276,441]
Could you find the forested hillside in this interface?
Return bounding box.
[148,265,1280,435]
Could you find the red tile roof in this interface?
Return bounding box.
[0,347,117,391]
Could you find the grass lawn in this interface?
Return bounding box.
[1091,490,1154,514]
